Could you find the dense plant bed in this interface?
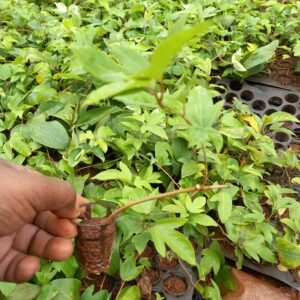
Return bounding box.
[0,1,300,299]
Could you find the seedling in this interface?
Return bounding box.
[76,183,229,275]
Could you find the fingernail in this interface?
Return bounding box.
[72,218,82,224]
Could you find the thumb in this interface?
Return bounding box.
[31,176,79,219]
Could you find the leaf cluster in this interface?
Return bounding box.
[0,0,299,299]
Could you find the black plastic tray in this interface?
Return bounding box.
[146,247,201,300]
[216,78,300,150]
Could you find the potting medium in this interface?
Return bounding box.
[139,243,200,300]
[75,217,116,275]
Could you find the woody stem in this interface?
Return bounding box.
[106,184,229,222]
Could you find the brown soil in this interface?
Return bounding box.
[76,164,99,178]
[290,142,300,151]
[267,49,300,88]
[143,268,160,285]
[156,253,179,270]
[137,268,160,299]
[163,275,188,296]
[265,166,300,196]
[75,217,116,274]
[140,244,155,260]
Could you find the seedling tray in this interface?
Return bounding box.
[151,259,197,300]
[217,78,300,150]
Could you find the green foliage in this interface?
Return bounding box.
[276,238,300,268]
[149,218,196,265]
[81,286,110,300]
[116,286,140,300]
[27,119,70,150]
[7,284,40,300]
[0,0,299,298]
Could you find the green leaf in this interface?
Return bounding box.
[263,111,299,124]
[186,196,206,213]
[276,238,300,268]
[232,51,247,72]
[243,40,279,70]
[122,187,157,214]
[186,86,223,129]
[149,224,166,257]
[154,218,187,228]
[219,127,248,139]
[37,285,57,300]
[258,244,277,263]
[77,106,120,126]
[204,280,222,300]
[10,134,31,157]
[138,22,212,79]
[52,256,78,278]
[73,46,127,82]
[189,214,218,227]
[162,202,187,215]
[116,286,140,300]
[198,247,221,278]
[221,15,236,28]
[81,286,110,300]
[27,119,69,150]
[37,101,65,117]
[149,219,196,265]
[118,214,143,241]
[84,80,150,106]
[211,190,233,223]
[115,91,157,108]
[0,282,16,297]
[0,64,11,81]
[141,124,168,140]
[120,255,143,281]
[291,177,300,185]
[293,40,300,57]
[181,159,199,178]
[93,162,132,182]
[161,229,196,265]
[7,283,40,300]
[133,232,152,254]
[155,141,172,166]
[49,279,80,300]
[111,46,149,73]
[215,265,237,291]
[256,223,276,245]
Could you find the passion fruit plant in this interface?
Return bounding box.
[0,0,299,299]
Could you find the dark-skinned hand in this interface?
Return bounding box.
[0,160,85,282]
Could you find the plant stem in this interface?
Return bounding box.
[106,184,229,222]
[201,144,208,187]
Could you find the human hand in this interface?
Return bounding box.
[0,160,85,282]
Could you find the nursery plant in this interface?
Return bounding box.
[0,0,299,299]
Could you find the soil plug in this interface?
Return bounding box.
[76,216,116,275]
[163,274,188,296]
